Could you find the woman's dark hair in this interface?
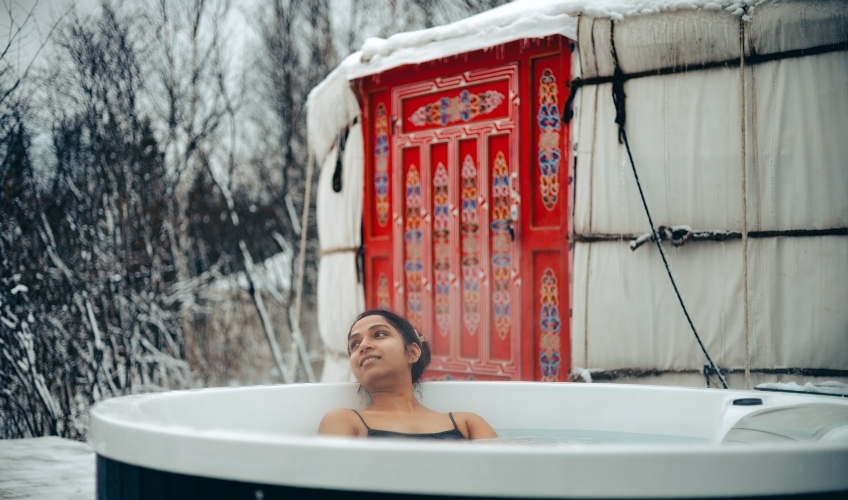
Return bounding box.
[349,309,431,385]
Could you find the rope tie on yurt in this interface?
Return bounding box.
[609,23,729,389]
[575,227,848,247]
[319,246,360,257]
[562,41,848,126]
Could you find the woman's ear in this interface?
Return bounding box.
[407,342,422,365]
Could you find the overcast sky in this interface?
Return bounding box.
[3,1,93,74]
[3,0,262,83]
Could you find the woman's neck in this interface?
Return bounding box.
[366,382,421,412]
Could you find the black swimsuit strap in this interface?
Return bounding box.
[353,410,463,436]
[448,412,460,432]
[351,409,371,430]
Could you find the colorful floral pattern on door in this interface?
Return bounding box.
[537,69,561,212]
[460,153,480,337]
[404,163,423,330]
[377,273,390,310]
[538,268,562,381]
[433,161,450,337]
[409,89,505,127]
[490,151,511,340]
[402,79,510,133]
[374,103,390,226]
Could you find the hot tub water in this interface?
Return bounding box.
[493,428,710,445]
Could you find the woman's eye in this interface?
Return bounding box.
[350,341,360,349]
[375,331,387,338]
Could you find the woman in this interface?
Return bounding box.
[318,310,497,439]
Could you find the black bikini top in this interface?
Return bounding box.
[351,410,466,440]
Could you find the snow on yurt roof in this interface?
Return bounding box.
[346,0,761,81]
[307,0,757,160]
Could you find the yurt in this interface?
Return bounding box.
[308,0,848,388]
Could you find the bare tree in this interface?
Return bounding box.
[332,0,510,52]
[1,2,196,439]
[1,0,517,439]
[247,0,323,378]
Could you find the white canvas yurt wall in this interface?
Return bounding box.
[308,0,848,386]
[570,0,848,388]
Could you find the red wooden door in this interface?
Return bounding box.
[361,37,572,381]
[521,53,571,382]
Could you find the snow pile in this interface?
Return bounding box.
[353,0,577,79]
[212,250,292,300]
[0,437,94,500]
[348,0,759,80]
[572,367,594,383]
[309,0,761,159]
[756,381,848,397]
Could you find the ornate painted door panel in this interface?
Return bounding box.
[521,53,571,382]
[360,36,573,382]
[363,91,395,315]
[393,65,521,380]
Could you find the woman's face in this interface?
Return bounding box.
[348,315,420,387]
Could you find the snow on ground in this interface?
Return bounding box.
[0,437,94,500]
[211,250,292,300]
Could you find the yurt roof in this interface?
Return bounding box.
[308,0,846,163]
[334,0,766,82]
[307,0,763,160]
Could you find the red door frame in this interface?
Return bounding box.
[357,35,572,382]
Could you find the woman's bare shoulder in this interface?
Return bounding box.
[452,412,498,439]
[451,411,489,424]
[318,408,362,436]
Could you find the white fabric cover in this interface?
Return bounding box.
[572,3,848,385]
[315,123,365,383]
[309,60,364,383]
[307,67,361,167]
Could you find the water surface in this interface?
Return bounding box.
[492,429,709,446]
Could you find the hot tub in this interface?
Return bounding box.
[89,382,848,499]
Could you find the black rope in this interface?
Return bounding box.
[574,227,848,245]
[563,40,848,124]
[576,366,848,383]
[609,27,729,389]
[618,119,729,389]
[332,117,358,193]
[332,126,350,193]
[755,388,848,399]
